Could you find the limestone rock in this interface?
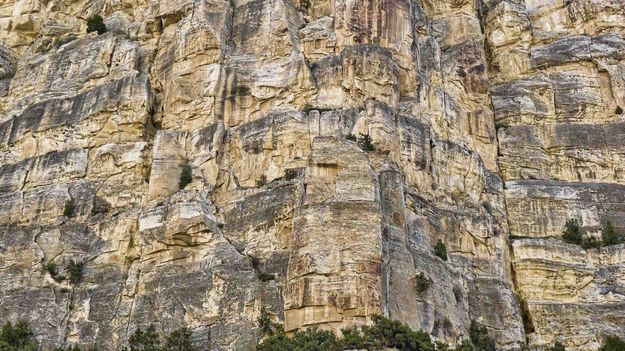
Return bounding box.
[0,0,623,350]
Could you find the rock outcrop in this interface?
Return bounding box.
[0,0,623,350]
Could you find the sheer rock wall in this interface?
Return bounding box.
[0,0,623,349]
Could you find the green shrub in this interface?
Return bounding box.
[599,336,625,351]
[616,106,624,115]
[415,272,432,293]
[434,240,448,261]
[469,321,496,351]
[54,346,81,351]
[64,199,76,217]
[357,133,375,152]
[92,196,111,214]
[257,272,275,282]
[602,221,623,246]
[581,236,602,250]
[256,175,267,187]
[562,218,582,245]
[46,262,65,283]
[0,320,38,351]
[123,326,198,351]
[179,163,192,189]
[86,15,107,34]
[347,133,376,152]
[284,169,297,181]
[257,315,436,351]
[164,328,195,351]
[361,315,434,351]
[67,260,84,285]
[127,325,160,351]
[257,327,343,351]
[257,308,283,337]
[547,341,566,351]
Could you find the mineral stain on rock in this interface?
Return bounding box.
[0,0,624,350]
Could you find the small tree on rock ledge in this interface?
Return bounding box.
[86,15,107,34]
[562,218,582,245]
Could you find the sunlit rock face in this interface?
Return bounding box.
[0,0,623,349]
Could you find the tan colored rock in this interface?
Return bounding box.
[0,0,624,349]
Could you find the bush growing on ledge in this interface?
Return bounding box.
[599,336,625,351]
[119,325,196,351]
[67,260,84,285]
[164,328,195,351]
[357,133,375,152]
[127,325,159,351]
[562,218,582,245]
[256,175,267,187]
[0,320,38,350]
[284,169,297,181]
[46,261,67,283]
[256,315,436,351]
[415,272,432,293]
[434,240,448,261]
[179,163,192,189]
[63,199,76,217]
[616,106,624,115]
[92,196,111,214]
[547,341,566,351]
[469,321,496,351]
[54,346,81,351]
[258,308,284,337]
[347,133,376,152]
[601,221,623,246]
[86,15,107,34]
[581,236,602,250]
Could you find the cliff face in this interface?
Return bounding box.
[0,0,623,350]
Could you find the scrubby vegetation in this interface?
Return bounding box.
[63,199,76,217]
[124,325,196,351]
[601,221,624,246]
[44,259,83,285]
[92,196,111,214]
[348,133,376,152]
[562,218,582,245]
[66,260,84,285]
[179,163,192,189]
[256,315,434,351]
[0,321,38,351]
[163,328,194,351]
[284,169,298,181]
[562,219,624,248]
[46,261,63,282]
[249,256,275,282]
[616,106,623,115]
[415,272,432,293]
[599,336,625,351]
[258,309,284,337]
[256,175,268,187]
[434,240,448,261]
[86,15,107,34]
[256,315,499,351]
[467,321,496,351]
[547,341,566,351]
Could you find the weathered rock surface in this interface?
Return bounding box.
[0,0,624,350]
